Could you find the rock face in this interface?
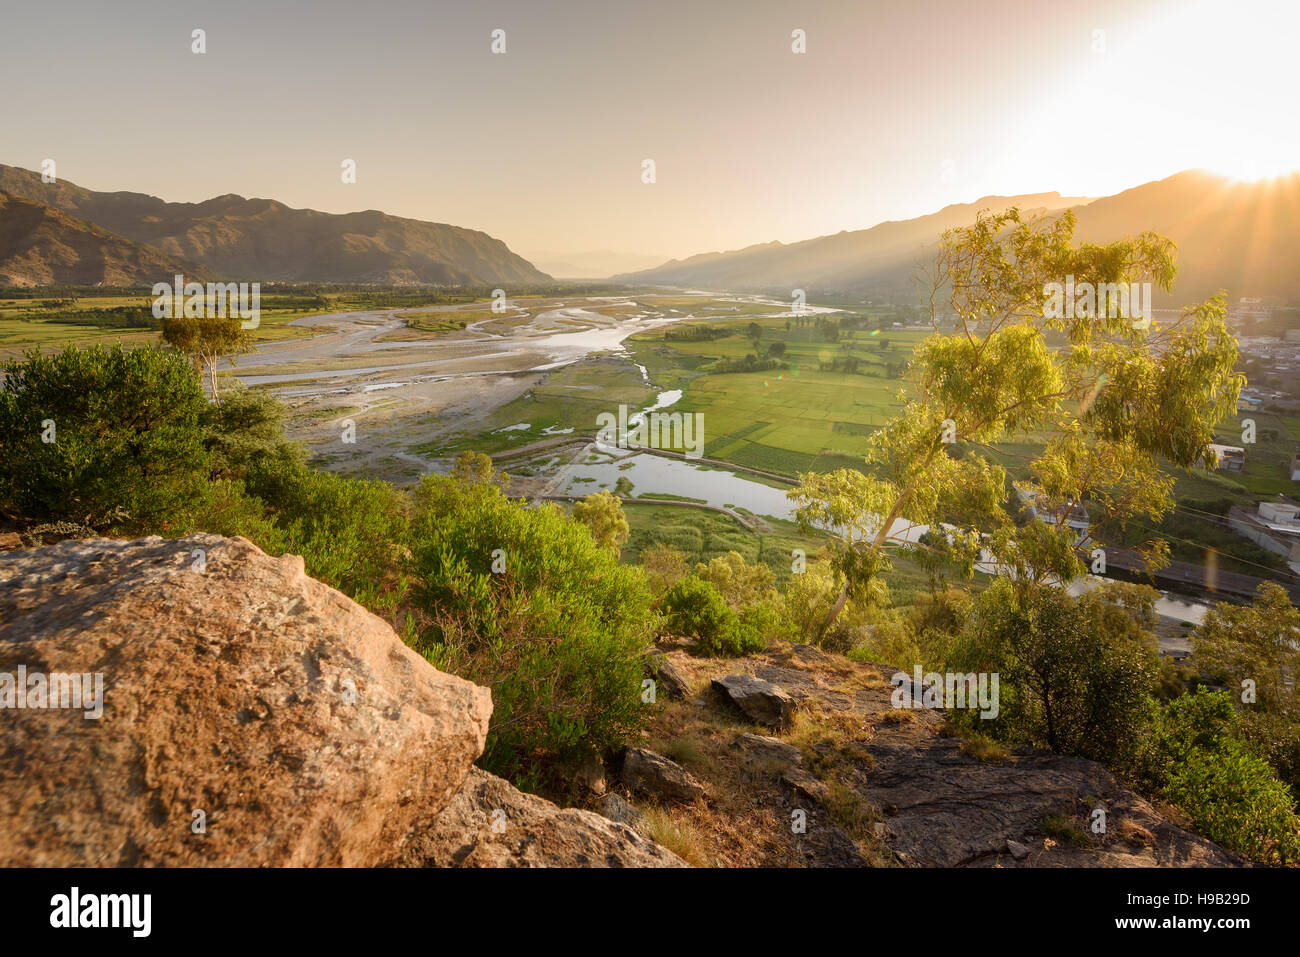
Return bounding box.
[0,534,684,868]
[621,747,706,803]
[0,534,493,867]
[597,793,652,837]
[650,644,1241,868]
[865,735,1243,868]
[712,674,796,729]
[402,767,684,867]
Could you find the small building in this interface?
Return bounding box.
[1228,501,1300,574]
[1205,444,1246,472]
[1015,484,1091,546]
[1290,453,1300,482]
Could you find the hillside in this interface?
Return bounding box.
[0,165,550,285]
[1070,170,1300,306]
[617,191,1091,294]
[0,533,683,867]
[0,191,201,287]
[621,170,1300,305]
[0,531,1238,868]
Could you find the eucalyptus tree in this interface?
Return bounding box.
[161,316,252,402]
[790,208,1242,636]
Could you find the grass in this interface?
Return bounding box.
[0,292,343,360]
[958,732,1011,763]
[1040,813,1091,847]
[642,807,710,867]
[624,320,924,478]
[621,502,823,587]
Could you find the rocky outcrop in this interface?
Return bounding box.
[864,735,1242,868]
[597,793,652,837]
[732,732,802,770]
[648,643,1241,868]
[402,767,684,867]
[0,534,491,866]
[0,535,682,868]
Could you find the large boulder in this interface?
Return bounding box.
[621,747,706,803]
[402,767,685,867]
[712,674,796,729]
[0,534,493,867]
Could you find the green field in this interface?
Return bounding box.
[0,287,496,360]
[625,315,925,476]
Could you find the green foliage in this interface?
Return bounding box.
[658,575,764,657]
[572,489,630,552]
[694,550,777,607]
[199,385,305,482]
[161,315,252,398]
[704,354,787,374]
[737,599,797,647]
[951,580,1157,766]
[638,542,690,596]
[0,344,210,530]
[1152,689,1300,864]
[789,208,1241,632]
[407,475,654,781]
[450,450,497,485]
[264,467,412,613]
[659,575,734,647]
[1194,582,1300,714]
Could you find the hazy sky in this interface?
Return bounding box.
[3,0,1297,261]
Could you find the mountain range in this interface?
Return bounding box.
[618,170,1300,306]
[3,164,1298,305]
[0,164,549,287]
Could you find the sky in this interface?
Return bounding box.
[2,0,1298,263]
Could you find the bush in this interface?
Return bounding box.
[408,475,654,782]
[265,467,413,614]
[199,385,305,483]
[704,354,787,374]
[950,580,1157,767]
[571,489,630,552]
[658,575,764,657]
[0,344,210,530]
[659,575,736,648]
[1153,689,1300,864]
[638,543,690,596]
[695,550,777,607]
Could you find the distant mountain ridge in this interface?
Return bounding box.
[0,165,550,286]
[616,191,1091,292]
[619,171,1300,305]
[0,191,203,287]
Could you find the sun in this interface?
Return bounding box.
[1203,158,1300,184]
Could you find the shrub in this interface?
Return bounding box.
[1154,689,1300,864]
[657,575,766,657]
[260,466,413,614]
[660,575,735,649]
[639,543,690,596]
[737,600,794,648]
[0,344,210,530]
[695,550,776,607]
[408,475,654,782]
[199,385,305,483]
[572,489,630,552]
[950,579,1156,767]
